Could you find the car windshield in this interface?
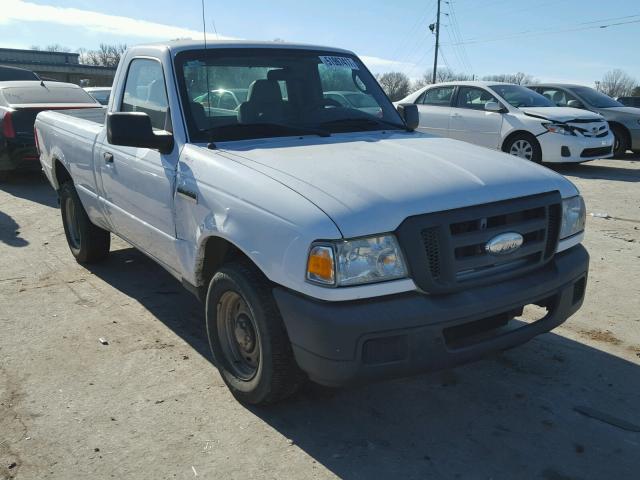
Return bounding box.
[176,48,405,142]
[490,84,554,108]
[569,86,623,108]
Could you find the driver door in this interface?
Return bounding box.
[97,58,180,272]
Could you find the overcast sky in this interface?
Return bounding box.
[1,0,639,85]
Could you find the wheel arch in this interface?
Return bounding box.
[501,129,540,153]
[52,157,72,190]
[195,234,268,293]
[608,121,630,144]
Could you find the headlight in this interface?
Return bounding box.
[306,235,408,287]
[560,196,586,239]
[543,123,574,136]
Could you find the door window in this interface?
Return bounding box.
[121,59,170,131]
[456,87,499,110]
[420,87,455,106]
[536,88,577,107]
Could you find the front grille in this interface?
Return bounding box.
[581,146,612,158]
[396,192,562,294]
[569,121,607,138]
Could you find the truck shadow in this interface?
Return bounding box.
[552,157,640,183]
[87,246,640,480]
[0,171,58,208]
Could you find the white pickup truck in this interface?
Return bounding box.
[35,41,589,405]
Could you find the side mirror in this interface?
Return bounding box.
[396,103,419,131]
[567,99,584,109]
[484,101,503,113]
[107,112,174,154]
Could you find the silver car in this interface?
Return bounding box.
[528,84,640,157]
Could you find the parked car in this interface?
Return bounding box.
[193,88,248,110]
[324,91,382,116]
[84,87,112,106]
[616,96,640,108]
[0,65,39,81]
[396,81,613,164]
[527,84,640,157]
[1,81,100,181]
[36,41,589,405]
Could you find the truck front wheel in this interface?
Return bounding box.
[205,261,305,405]
[59,182,110,263]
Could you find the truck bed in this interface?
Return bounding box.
[53,106,107,124]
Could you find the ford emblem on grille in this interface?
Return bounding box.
[485,232,523,255]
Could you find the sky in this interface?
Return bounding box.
[1,0,639,85]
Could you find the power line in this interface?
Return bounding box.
[442,16,640,46]
[431,0,442,83]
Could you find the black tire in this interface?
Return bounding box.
[205,261,305,405]
[504,133,542,163]
[0,171,9,183]
[610,124,629,158]
[59,181,110,263]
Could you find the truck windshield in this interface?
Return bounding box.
[568,86,623,108]
[175,48,405,142]
[490,84,554,108]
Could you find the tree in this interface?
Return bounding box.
[482,72,535,85]
[45,44,71,53]
[79,44,127,68]
[597,69,638,98]
[632,86,640,97]
[411,68,474,92]
[376,72,411,101]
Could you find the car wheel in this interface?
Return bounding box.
[59,182,111,263]
[205,261,305,405]
[610,125,629,157]
[505,134,542,163]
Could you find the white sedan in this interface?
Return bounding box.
[396,81,614,163]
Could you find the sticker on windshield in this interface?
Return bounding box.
[319,56,359,70]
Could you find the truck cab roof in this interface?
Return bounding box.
[128,39,354,57]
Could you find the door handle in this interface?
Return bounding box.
[177,185,198,203]
[103,152,114,163]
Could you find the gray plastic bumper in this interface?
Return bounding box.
[274,245,589,387]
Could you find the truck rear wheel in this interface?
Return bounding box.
[205,261,305,405]
[59,182,110,263]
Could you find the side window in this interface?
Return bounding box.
[421,87,455,106]
[219,92,238,110]
[539,88,577,107]
[121,59,170,131]
[456,87,499,110]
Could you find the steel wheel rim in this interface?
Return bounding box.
[217,291,260,380]
[509,139,534,160]
[65,197,81,249]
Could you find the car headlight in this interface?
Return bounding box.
[543,123,574,136]
[306,235,408,287]
[560,196,586,239]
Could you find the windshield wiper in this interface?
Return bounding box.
[320,117,408,131]
[203,122,330,146]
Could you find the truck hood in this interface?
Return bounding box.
[217,132,578,238]
[519,106,603,122]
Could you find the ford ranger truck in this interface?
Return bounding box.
[35,41,589,405]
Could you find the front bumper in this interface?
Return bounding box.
[274,244,589,387]
[538,131,614,163]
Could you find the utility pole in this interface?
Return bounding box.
[431,0,441,84]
